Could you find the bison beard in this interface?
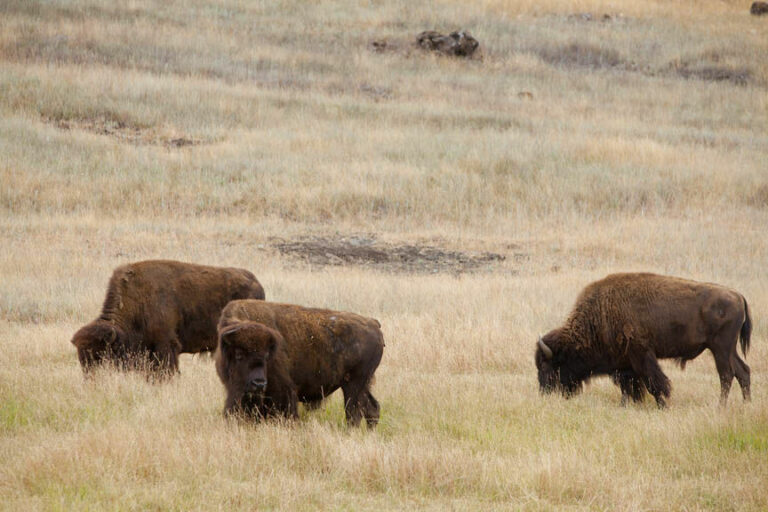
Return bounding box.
[216,322,298,420]
[215,301,384,427]
[535,273,752,408]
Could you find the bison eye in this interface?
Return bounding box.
[233,348,245,361]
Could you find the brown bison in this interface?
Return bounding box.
[535,273,752,407]
[215,300,384,427]
[71,260,265,375]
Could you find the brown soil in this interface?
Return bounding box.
[673,65,751,86]
[272,235,507,274]
[537,42,625,70]
[43,115,205,148]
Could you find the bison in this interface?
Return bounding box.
[535,273,752,407]
[71,260,265,376]
[215,300,384,427]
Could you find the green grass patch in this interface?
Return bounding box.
[714,428,768,453]
[0,396,33,432]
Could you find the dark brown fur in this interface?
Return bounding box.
[535,273,752,407]
[71,260,265,376]
[216,300,384,427]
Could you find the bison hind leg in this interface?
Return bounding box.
[732,355,751,402]
[363,390,380,427]
[341,382,365,427]
[342,379,380,428]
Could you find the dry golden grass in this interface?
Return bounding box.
[1,0,767,510]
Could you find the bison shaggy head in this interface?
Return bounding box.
[535,331,585,397]
[216,322,284,417]
[70,320,129,373]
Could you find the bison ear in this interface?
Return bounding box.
[268,328,285,353]
[104,326,118,346]
[218,324,244,345]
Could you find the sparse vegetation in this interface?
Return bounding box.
[0,0,767,510]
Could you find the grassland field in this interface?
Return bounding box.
[1,0,767,510]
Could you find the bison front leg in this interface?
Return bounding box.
[267,387,299,420]
[148,338,181,380]
[612,370,646,406]
[630,351,671,408]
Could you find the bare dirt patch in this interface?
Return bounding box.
[536,42,626,70]
[667,50,753,86]
[271,235,506,274]
[43,115,206,148]
[563,12,629,23]
[672,64,751,86]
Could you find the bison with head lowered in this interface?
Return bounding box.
[535,273,752,407]
[215,300,384,427]
[71,260,265,377]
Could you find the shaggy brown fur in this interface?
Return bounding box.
[216,300,384,427]
[71,260,265,376]
[535,273,752,407]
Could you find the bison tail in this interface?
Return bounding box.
[740,296,752,357]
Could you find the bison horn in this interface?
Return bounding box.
[538,336,553,359]
[219,324,245,338]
